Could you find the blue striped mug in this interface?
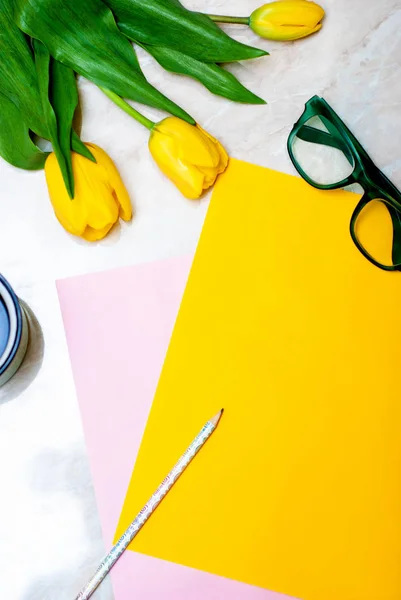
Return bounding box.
[0,275,29,387]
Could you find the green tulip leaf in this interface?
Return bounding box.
[14,0,194,123]
[107,0,267,63]
[0,1,91,173]
[144,44,266,105]
[0,1,48,138]
[0,93,47,170]
[34,40,75,197]
[71,131,96,162]
[51,58,96,166]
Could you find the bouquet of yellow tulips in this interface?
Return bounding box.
[0,0,324,241]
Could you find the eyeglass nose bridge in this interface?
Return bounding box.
[351,169,380,193]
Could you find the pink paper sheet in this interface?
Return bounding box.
[57,256,294,600]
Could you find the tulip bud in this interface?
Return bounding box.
[250,1,324,41]
[149,117,228,199]
[45,143,132,241]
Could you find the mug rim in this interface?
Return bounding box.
[0,274,23,376]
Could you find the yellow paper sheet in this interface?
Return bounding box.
[116,159,401,600]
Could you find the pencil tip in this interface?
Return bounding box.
[210,408,224,427]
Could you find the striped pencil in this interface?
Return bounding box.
[74,408,224,600]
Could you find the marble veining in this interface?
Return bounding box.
[0,1,400,598]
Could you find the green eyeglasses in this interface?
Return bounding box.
[287,96,401,271]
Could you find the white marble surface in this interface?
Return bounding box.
[1,1,401,598]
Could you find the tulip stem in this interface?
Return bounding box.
[207,14,250,25]
[100,87,155,130]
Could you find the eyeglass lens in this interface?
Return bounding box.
[354,199,395,267]
[291,116,355,186]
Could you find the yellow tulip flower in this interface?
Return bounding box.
[45,143,132,241]
[148,117,229,199]
[250,1,325,41]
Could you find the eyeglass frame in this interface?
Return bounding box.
[287,95,401,271]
